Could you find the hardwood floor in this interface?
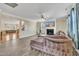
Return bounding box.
[0,35,38,56]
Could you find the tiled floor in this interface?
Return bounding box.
[0,35,38,56]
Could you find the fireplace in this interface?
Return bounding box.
[47,29,54,35]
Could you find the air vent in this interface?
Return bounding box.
[5,3,18,8]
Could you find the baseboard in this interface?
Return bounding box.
[19,34,37,39]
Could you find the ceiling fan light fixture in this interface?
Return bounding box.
[41,18,46,22]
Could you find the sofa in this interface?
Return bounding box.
[30,34,78,56]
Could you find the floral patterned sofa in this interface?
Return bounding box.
[30,34,78,56]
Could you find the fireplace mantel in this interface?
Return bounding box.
[40,19,56,36]
[46,27,56,35]
[40,26,56,36]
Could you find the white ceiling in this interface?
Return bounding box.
[0,3,72,20]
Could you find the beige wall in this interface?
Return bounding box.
[37,17,67,35]
[0,12,37,38]
[20,20,37,38]
[56,17,67,34]
[0,13,20,31]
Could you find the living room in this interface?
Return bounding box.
[0,3,79,56]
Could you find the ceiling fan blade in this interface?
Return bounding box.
[5,3,18,8]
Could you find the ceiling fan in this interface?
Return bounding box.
[5,3,18,8]
[39,13,49,21]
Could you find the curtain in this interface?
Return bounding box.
[68,8,78,48]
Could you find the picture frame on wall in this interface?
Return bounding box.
[45,20,55,27]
